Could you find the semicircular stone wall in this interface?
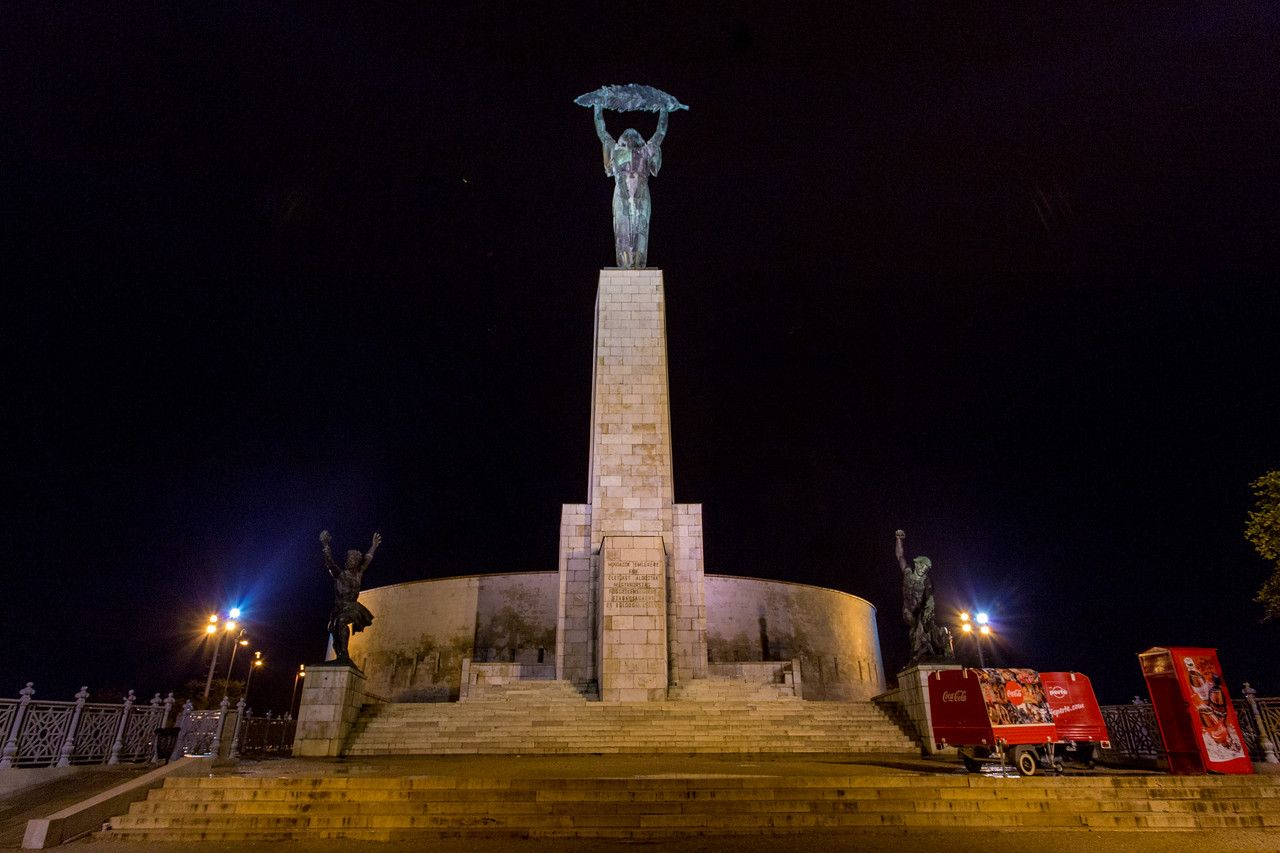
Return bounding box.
[346,571,883,702]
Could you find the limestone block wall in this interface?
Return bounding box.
[347,572,558,702]
[704,575,886,700]
[347,570,883,703]
[556,504,594,687]
[669,504,708,683]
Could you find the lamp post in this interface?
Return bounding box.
[290,664,305,716]
[222,631,250,700]
[201,611,243,700]
[244,652,264,704]
[958,611,995,667]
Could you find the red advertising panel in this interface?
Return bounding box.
[1040,672,1109,746]
[928,668,992,748]
[928,668,1057,749]
[1139,647,1252,775]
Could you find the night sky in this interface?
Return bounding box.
[7,3,1279,711]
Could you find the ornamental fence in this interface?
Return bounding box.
[0,684,171,768]
[0,684,297,769]
[1099,684,1279,766]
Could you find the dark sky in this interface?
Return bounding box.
[6,3,1279,710]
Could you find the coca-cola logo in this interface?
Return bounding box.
[1005,683,1025,705]
[1048,685,1069,699]
[941,690,967,703]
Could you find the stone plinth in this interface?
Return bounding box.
[558,269,707,697]
[586,269,676,544]
[598,535,668,701]
[293,663,369,757]
[896,663,961,756]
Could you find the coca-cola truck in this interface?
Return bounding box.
[927,667,1061,775]
[1039,671,1111,768]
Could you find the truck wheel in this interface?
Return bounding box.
[962,754,980,773]
[1014,747,1037,776]
[1078,744,1095,769]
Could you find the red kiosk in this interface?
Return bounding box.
[1138,646,1252,775]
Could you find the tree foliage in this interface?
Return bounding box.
[1245,470,1280,621]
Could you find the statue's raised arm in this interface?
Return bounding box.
[360,532,382,573]
[320,530,340,578]
[593,106,615,176]
[648,109,668,150]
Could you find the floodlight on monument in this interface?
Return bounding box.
[979,624,991,636]
[976,612,989,625]
[229,608,241,619]
[959,612,971,623]
[224,620,237,632]
[205,623,217,635]
[961,622,973,634]
[208,613,218,624]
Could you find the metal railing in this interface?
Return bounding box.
[0,684,173,768]
[1099,685,1279,766]
[237,712,296,757]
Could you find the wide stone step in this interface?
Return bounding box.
[343,697,919,756]
[99,773,1280,842]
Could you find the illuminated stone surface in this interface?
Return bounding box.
[344,267,886,709]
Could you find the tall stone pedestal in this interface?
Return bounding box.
[556,269,707,699]
[293,663,370,757]
[896,663,962,756]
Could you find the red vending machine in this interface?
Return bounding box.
[1138,646,1252,775]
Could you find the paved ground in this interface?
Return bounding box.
[47,830,1280,853]
[3,755,1277,852]
[154,752,1170,781]
[0,767,147,848]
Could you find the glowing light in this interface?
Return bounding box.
[238,639,249,646]
[959,612,971,623]
[205,624,217,634]
[961,622,973,634]
[253,659,263,667]
[229,608,241,619]
[224,620,237,632]
[208,614,218,623]
[979,624,991,636]
[976,612,989,625]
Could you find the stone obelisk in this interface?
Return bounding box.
[556,269,707,701]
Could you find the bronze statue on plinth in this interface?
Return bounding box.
[896,529,954,665]
[320,530,380,668]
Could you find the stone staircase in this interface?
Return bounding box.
[100,773,1280,841]
[342,692,919,755]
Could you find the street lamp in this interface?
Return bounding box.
[221,631,251,700]
[201,612,244,700]
[958,611,995,667]
[291,664,306,715]
[244,652,264,703]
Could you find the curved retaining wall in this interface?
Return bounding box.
[703,575,885,700]
[347,571,883,702]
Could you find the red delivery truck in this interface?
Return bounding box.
[928,667,1058,775]
[1039,671,1111,768]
